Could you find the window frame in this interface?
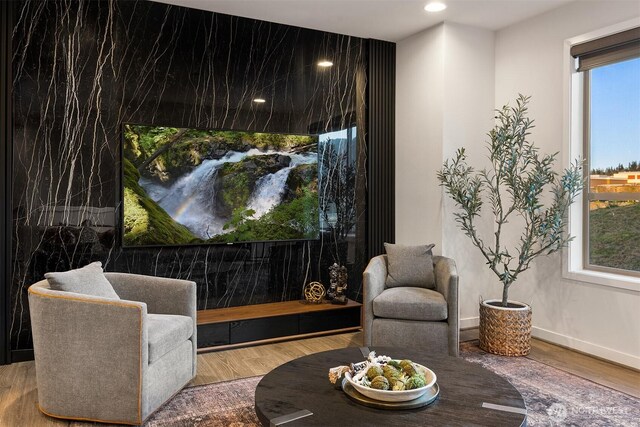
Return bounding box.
[563,19,640,292]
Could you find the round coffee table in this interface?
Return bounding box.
[255,346,527,426]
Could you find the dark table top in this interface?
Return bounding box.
[254,346,527,427]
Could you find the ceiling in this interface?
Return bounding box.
[155,0,574,42]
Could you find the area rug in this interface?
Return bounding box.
[71,376,263,427]
[460,341,640,426]
[144,376,262,427]
[73,344,640,426]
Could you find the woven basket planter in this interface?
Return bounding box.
[479,299,532,356]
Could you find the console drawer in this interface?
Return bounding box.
[230,314,298,344]
[299,306,361,334]
[197,322,230,347]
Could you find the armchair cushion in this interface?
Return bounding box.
[44,261,120,300]
[147,314,193,363]
[384,243,436,289]
[373,287,447,321]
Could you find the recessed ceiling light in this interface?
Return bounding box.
[424,2,447,12]
[253,98,266,103]
[318,60,333,67]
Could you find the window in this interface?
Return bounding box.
[572,28,640,278]
[318,127,357,237]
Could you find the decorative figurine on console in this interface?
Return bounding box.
[328,263,348,305]
[326,263,339,300]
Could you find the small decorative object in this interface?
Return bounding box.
[328,365,351,390]
[328,263,348,304]
[303,281,325,304]
[437,95,583,357]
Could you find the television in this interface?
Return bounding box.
[122,124,319,246]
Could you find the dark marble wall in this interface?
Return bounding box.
[10,0,370,351]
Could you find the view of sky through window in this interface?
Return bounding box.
[590,57,640,171]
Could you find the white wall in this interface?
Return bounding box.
[441,24,497,328]
[396,24,444,250]
[396,22,496,328]
[396,1,640,368]
[494,0,640,368]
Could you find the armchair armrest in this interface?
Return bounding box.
[433,256,459,356]
[105,273,197,375]
[28,283,147,423]
[363,255,387,346]
[105,273,196,318]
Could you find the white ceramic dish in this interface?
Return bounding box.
[344,362,437,402]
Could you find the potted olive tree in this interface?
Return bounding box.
[437,95,583,356]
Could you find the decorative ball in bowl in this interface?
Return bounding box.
[345,360,436,402]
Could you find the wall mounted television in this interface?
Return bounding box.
[122,124,319,247]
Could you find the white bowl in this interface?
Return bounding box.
[345,362,437,402]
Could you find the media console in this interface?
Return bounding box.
[196,299,362,351]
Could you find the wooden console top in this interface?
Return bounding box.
[197,299,361,325]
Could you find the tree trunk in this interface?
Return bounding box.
[501,283,510,307]
[137,129,188,173]
[290,143,318,153]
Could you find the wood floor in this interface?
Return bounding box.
[0,331,637,426]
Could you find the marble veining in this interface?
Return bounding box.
[10,0,368,350]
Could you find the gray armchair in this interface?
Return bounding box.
[363,255,459,356]
[28,273,197,425]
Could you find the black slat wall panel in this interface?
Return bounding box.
[0,0,13,365]
[367,40,396,257]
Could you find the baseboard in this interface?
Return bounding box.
[532,326,640,370]
[459,319,638,370]
[460,317,479,330]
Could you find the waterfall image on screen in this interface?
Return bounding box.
[122,124,319,246]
